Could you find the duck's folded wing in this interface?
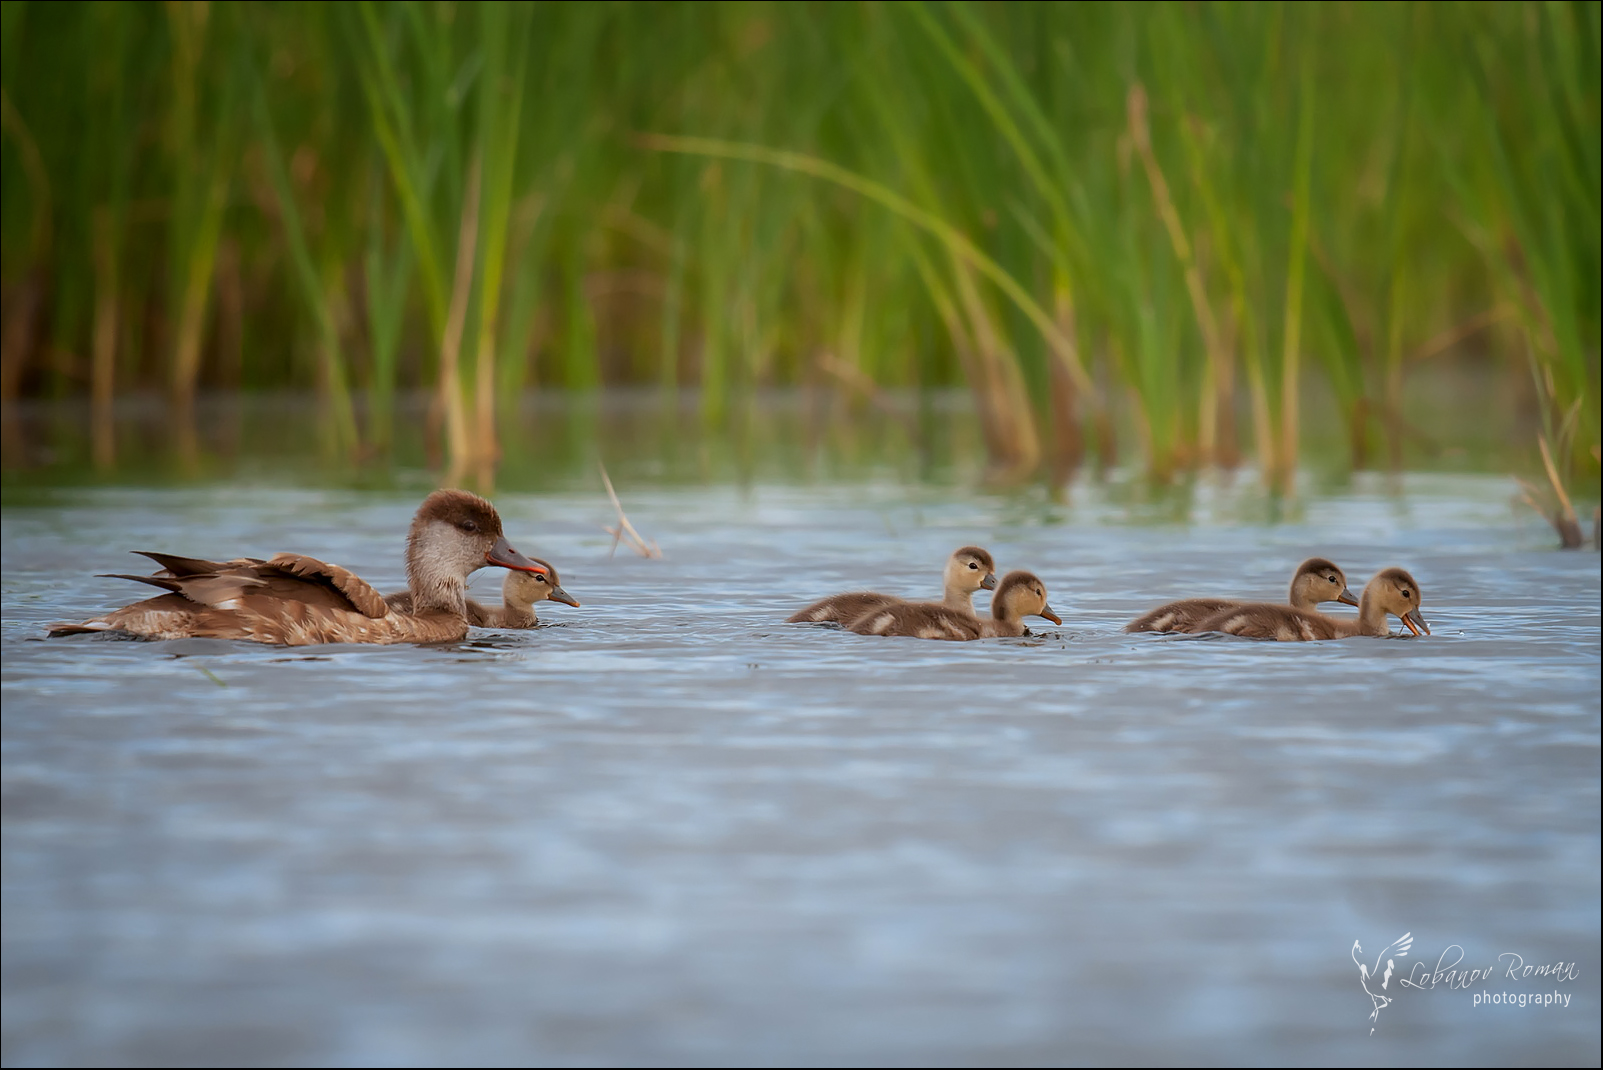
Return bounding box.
[259,554,392,618]
[133,550,265,576]
[100,570,269,607]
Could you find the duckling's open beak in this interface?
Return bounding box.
[1038,603,1062,626]
[486,536,548,574]
[1402,609,1430,636]
[1336,587,1359,606]
[547,585,581,608]
[981,572,998,591]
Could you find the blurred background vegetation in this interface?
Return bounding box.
[0,1,1597,501]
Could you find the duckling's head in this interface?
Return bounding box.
[1365,567,1430,635]
[1291,557,1358,607]
[503,558,581,610]
[946,546,998,595]
[406,490,547,593]
[991,570,1062,625]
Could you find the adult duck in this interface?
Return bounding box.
[1191,567,1429,641]
[48,489,547,645]
[1125,557,1358,634]
[787,546,997,624]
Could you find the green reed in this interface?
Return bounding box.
[0,0,1596,490]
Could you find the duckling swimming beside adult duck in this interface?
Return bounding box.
[47,489,548,645]
[846,570,1061,641]
[1191,567,1429,641]
[1125,557,1358,634]
[387,556,579,627]
[787,546,997,624]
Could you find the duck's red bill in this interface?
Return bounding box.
[487,536,548,574]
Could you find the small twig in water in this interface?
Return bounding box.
[598,462,662,559]
[193,664,227,688]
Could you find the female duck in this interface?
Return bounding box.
[1192,567,1429,641]
[1125,557,1358,634]
[846,569,1061,641]
[788,546,997,624]
[388,556,579,627]
[48,489,547,645]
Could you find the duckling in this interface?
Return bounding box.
[1125,557,1358,634]
[1192,567,1429,641]
[787,545,997,624]
[846,569,1061,641]
[47,490,548,645]
[387,556,579,627]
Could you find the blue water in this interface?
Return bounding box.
[3,474,1599,1066]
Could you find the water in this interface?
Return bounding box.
[2,475,1599,1066]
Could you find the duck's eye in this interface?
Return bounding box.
[1401,589,1411,599]
[1328,576,1338,583]
[968,562,978,569]
[459,519,479,533]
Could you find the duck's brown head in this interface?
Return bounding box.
[1291,557,1358,608]
[406,491,546,606]
[991,569,1061,625]
[1364,567,1429,635]
[504,557,581,610]
[946,545,999,594]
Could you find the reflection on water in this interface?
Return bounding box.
[2,477,1598,1066]
[0,366,1542,497]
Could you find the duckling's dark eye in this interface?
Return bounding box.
[968,562,978,569]
[459,519,478,533]
[1328,576,1338,584]
[1401,589,1412,599]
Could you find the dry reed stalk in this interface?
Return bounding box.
[1514,429,1587,549]
[952,258,1040,476]
[1407,305,1514,362]
[91,207,118,470]
[598,461,662,559]
[1128,84,1227,465]
[441,154,482,485]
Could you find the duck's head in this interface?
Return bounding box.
[1364,567,1429,635]
[406,490,547,593]
[1292,557,1358,607]
[504,558,581,610]
[946,545,998,595]
[992,569,1061,625]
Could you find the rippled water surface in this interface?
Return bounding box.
[3,476,1599,1066]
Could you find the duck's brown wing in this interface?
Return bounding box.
[846,601,982,641]
[133,551,266,577]
[1192,602,1340,641]
[256,554,392,618]
[787,591,899,624]
[1125,597,1238,633]
[105,554,389,619]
